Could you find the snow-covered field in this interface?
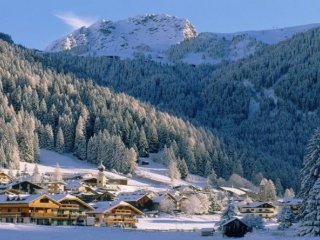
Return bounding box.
[0,223,317,240]
[18,149,206,192]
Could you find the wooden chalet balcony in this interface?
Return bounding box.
[31,212,56,218]
[105,217,137,224]
[0,212,23,217]
[114,210,132,215]
[60,204,79,210]
[31,212,78,219]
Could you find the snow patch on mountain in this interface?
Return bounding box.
[46,14,197,60]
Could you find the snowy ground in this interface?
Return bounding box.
[0,222,318,240]
[18,150,207,192]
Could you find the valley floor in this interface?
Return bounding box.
[0,222,317,240]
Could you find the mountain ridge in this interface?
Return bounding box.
[46,14,320,64]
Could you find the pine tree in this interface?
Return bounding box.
[299,177,320,236]
[278,206,294,230]
[33,133,40,162]
[207,169,218,188]
[178,158,189,179]
[219,198,238,227]
[138,128,149,157]
[275,178,284,197]
[148,125,159,153]
[53,163,63,181]
[127,147,137,173]
[74,116,87,160]
[0,146,6,168]
[300,128,320,201]
[168,159,181,186]
[31,164,41,183]
[56,127,65,153]
[44,124,54,150]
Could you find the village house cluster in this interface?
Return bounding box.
[0,165,302,231]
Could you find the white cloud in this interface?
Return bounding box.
[55,12,96,29]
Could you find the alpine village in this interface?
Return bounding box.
[1,2,320,240]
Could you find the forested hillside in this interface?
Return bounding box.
[37,28,320,190]
[0,38,236,180]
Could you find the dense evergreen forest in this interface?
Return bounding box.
[36,28,320,190]
[0,37,236,182]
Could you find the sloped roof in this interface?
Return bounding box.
[0,194,60,205]
[50,194,94,210]
[222,217,249,227]
[90,200,144,215]
[219,187,246,196]
[116,192,150,202]
[238,201,276,208]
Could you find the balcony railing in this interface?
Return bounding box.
[60,204,79,210]
[114,210,132,215]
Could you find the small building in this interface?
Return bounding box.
[10,181,43,194]
[45,181,66,194]
[238,201,277,218]
[117,192,153,210]
[88,201,144,227]
[221,218,251,238]
[276,198,302,215]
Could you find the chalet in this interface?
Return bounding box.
[78,189,115,203]
[221,218,252,238]
[276,198,302,215]
[0,194,60,224]
[45,181,66,194]
[88,201,144,227]
[82,177,98,187]
[238,201,277,218]
[50,194,94,225]
[10,181,43,194]
[0,172,12,185]
[117,192,153,210]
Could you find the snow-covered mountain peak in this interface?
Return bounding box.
[46,14,197,58]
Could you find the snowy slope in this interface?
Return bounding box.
[46,14,197,60]
[46,14,320,64]
[16,150,206,192]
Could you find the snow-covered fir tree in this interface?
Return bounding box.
[159,198,175,214]
[242,214,265,230]
[300,128,320,201]
[56,127,65,154]
[74,116,87,160]
[299,177,320,236]
[168,158,181,186]
[52,163,62,182]
[219,198,238,227]
[299,128,320,236]
[278,206,295,230]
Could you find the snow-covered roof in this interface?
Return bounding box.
[116,192,150,202]
[49,194,94,210]
[221,217,248,227]
[0,194,59,205]
[238,201,275,208]
[219,187,246,196]
[90,200,143,215]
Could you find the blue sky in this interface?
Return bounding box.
[0,0,319,50]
